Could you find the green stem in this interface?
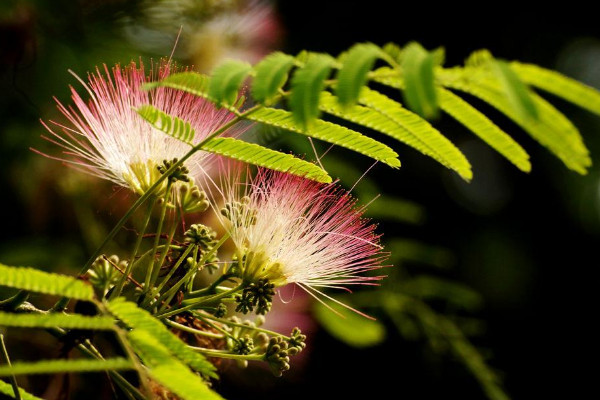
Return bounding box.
[163,319,224,339]
[188,346,264,361]
[195,314,238,340]
[75,342,146,400]
[154,245,196,312]
[200,312,291,340]
[0,291,29,311]
[145,181,172,290]
[142,244,195,309]
[156,285,243,320]
[187,273,236,298]
[156,233,231,310]
[154,202,181,282]
[0,334,21,400]
[111,200,155,300]
[48,108,253,312]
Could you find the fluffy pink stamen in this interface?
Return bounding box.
[38,60,238,191]
[218,167,387,295]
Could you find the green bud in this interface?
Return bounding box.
[157,158,190,183]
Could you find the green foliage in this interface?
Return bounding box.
[335,43,382,107]
[245,107,401,167]
[510,62,600,116]
[0,263,94,300]
[289,53,335,129]
[313,300,386,348]
[106,298,217,378]
[136,105,196,143]
[436,88,531,171]
[0,312,115,330]
[397,276,483,310]
[146,42,600,178]
[401,42,439,119]
[492,60,539,120]
[127,330,222,400]
[200,137,332,183]
[136,105,331,182]
[145,72,212,101]
[382,293,508,400]
[0,380,43,400]
[358,87,472,180]
[252,52,295,105]
[208,60,253,106]
[438,68,591,174]
[0,358,132,376]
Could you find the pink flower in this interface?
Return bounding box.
[216,168,387,314]
[38,60,237,195]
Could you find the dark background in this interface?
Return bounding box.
[2,1,599,399]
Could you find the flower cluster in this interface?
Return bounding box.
[39,60,237,196]
[38,59,388,380]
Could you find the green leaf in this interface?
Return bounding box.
[401,42,439,119]
[106,298,216,378]
[382,42,403,64]
[335,43,381,108]
[0,358,132,376]
[313,300,386,348]
[386,238,454,269]
[363,196,426,225]
[289,53,334,129]
[146,72,211,100]
[246,107,401,168]
[510,62,600,116]
[252,52,295,105]
[493,59,538,120]
[128,330,222,400]
[208,60,252,106]
[0,263,93,300]
[439,69,591,174]
[201,137,331,183]
[399,275,483,310]
[465,49,494,68]
[0,312,114,330]
[0,379,43,400]
[136,105,195,143]
[357,88,472,180]
[437,88,531,172]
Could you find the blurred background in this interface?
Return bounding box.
[1,1,599,399]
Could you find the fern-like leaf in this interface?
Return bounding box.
[372,67,530,171]
[201,137,331,183]
[289,53,335,129]
[357,88,472,180]
[335,43,382,108]
[510,62,600,116]
[0,380,43,400]
[246,107,401,167]
[145,72,212,101]
[439,69,591,174]
[401,42,439,119]
[136,105,195,143]
[0,358,132,376]
[437,88,531,171]
[208,60,252,106]
[252,52,295,105]
[128,329,222,400]
[0,263,93,300]
[0,312,115,330]
[107,298,216,378]
[382,42,403,64]
[493,60,539,120]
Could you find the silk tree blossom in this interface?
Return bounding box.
[38,60,238,195]
[216,167,387,312]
